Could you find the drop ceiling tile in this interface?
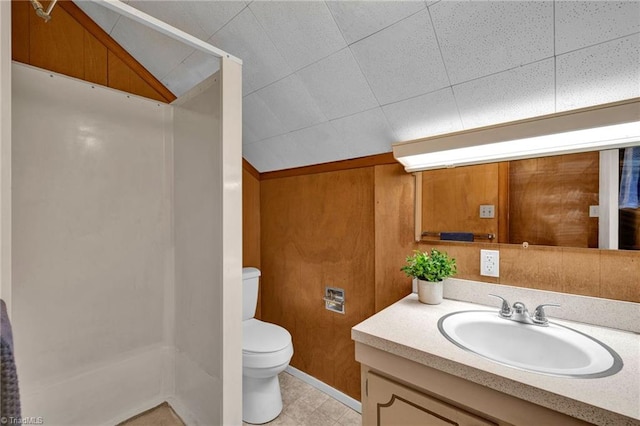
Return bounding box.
[254,74,326,133]
[243,139,287,173]
[326,1,426,45]
[382,87,462,142]
[187,1,248,39]
[74,0,122,34]
[431,1,553,84]
[161,51,220,98]
[260,133,311,171]
[350,9,449,105]
[209,8,291,94]
[248,1,347,71]
[286,122,349,167]
[243,122,260,146]
[557,34,640,111]
[556,1,640,55]
[297,48,378,120]
[128,1,209,41]
[331,108,395,158]
[454,59,555,129]
[110,17,193,80]
[243,91,287,142]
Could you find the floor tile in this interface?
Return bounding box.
[315,397,350,422]
[337,408,362,426]
[267,413,300,426]
[281,398,317,424]
[298,386,331,410]
[261,372,361,426]
[302,411,336,426]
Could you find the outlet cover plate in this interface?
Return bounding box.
[479,205,495,218]
[480,249,499,277]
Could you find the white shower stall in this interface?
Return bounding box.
[0,5,243,423]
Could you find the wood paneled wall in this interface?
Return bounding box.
[260,168,376,400]
[11,0,175,103]
[243,160,262,318]
[509,152,599,248]
[421,163,502,242]
[374,164,415,312]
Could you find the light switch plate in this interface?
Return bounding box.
[480,249,499,277]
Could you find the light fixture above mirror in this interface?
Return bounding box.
[393,98,640,172]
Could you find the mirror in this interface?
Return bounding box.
[418,147,640,250]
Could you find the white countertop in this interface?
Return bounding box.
[352,294,640,425]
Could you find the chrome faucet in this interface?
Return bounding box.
[532,303,561,325]
[488,294,560,327]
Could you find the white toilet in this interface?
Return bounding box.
[242,267,294,424]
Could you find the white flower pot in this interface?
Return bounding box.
[417,279,444,305]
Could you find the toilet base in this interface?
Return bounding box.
[242,374,283,424]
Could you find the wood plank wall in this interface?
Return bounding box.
[11,0,175,103]
[243,160,262,318]
[421,163,501,242]
[260,168,376,400]
[374,164,416,312]
[509,152,599,248]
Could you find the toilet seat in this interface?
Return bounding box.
[243,318,291,352]
[243,319,293,369]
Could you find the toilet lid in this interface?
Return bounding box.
[243,319,292,353]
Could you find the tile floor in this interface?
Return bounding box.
[244,371,362,426]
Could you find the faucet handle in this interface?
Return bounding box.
[532,303,560,325]
[512,301,528,314]
[488,294,512,318]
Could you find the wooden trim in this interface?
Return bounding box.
[57,0,176,103]
[261,152,397,180]
[242,158,260,180]
[414,172,422,242]
[497,162,509,244]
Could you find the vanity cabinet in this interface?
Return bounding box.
[357,343,592,426]
[365,371,496,426]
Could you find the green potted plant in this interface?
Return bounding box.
[401,249,457,304]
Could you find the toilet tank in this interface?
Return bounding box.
[242,267,261,321]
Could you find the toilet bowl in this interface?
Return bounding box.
[242,268,294,424]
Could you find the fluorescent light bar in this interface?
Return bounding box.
[399,121,640,171]
[393,99,640,172]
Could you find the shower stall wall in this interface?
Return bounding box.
[8,60,241,425]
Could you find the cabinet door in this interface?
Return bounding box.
[365,371,497,426]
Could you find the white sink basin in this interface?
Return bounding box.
[438,310,623,378]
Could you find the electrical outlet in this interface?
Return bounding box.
[589,205,599,218]
[480,249,499,277]
[479,205,495,218]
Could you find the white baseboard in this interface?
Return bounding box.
[285,366,362,413]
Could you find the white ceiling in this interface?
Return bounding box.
[74,1,640,173]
